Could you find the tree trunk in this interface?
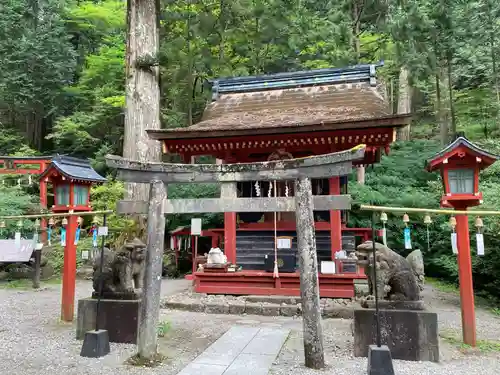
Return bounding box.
[437,67,450,146]
[446,55,456,137]
[352,0,361,61]
[124,0,162,204]
[396,66,411,141]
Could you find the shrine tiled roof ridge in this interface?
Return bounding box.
[40,155,107,183]
[208,61,384,98]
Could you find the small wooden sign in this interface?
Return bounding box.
[191,218,202,236]
[276,236,292,249]
[98,226,108,236]
[321,261,336,274]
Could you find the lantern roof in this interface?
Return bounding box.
[426,136,498,172]
[39,155,107,183]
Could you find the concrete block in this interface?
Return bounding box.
[164,301,193,311]
[76,298,140,344]
[245,302,263,315]
[353,308,439,362]
[228,301,246,315]
[322,306,353,319]
[261,303,280,316]
[279,304,299,317]
[205,302,229,314]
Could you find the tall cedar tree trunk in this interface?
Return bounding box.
[486,0,500,129]
[396,66,411,141]
[437,66,451,145]
[352,0,361,61]
[124,0,162,206]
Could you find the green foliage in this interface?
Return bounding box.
[0,185,38,236]
[90,180,140,246]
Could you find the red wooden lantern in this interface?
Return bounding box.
[426,136,498,210]
[39,156,106,322]
[426,136,498,347]
[39,155,107,212]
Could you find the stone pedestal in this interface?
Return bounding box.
[353,308,439,362]
[77,298,141,344]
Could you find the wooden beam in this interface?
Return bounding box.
[116,195,352,215]
[106,146,365,184]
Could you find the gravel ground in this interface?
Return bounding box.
[0,280,499,375]
[270,284,500,375]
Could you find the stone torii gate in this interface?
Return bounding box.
[105,144,365,369]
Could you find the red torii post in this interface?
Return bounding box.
[426,136,498,346]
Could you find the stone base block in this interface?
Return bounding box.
[367,345,395,375]
[362,300,425,310]
[80,329,110,358]
[77,298,141,344]
[353,308,439,362]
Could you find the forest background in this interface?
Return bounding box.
[1,0,500,301]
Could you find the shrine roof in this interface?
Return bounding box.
[426,136,499,171]
[148,62,412,140]
[40,155,107,183]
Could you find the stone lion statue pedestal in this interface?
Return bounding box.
[352,241,439,363]
[76,238,146,344]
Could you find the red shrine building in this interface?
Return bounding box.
[148,63,412,297]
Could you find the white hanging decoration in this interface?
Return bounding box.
[17,178,21,187]
[268,181,273,197]
[450,216,458,254]
[15,220,22,248]
[475,217,485,256]
[380,212,388,246]
[254,181,261,197]
[28,175,32,185]
[285,181,289,197]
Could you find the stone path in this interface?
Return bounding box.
[177,326,290,375]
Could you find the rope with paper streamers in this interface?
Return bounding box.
[378,211,486,257]
[0,175,37,188]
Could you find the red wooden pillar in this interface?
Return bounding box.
[39,176,48,242]
[61,214,78,322]
[455,213,477,346]
[224,212,237,264]
[173,236,179,267]
[328,177,342,260]
[223,156,237,264]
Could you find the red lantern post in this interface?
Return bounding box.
[426,136,498,346]
[39,156,106,322]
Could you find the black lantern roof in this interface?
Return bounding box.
[40,155,107,183]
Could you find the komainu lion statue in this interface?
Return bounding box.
[92,238,146,297]
[355,241,421,302]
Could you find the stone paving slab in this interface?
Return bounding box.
[223,353,276,375]
[175,325,290,375]
[241,327,290,355]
